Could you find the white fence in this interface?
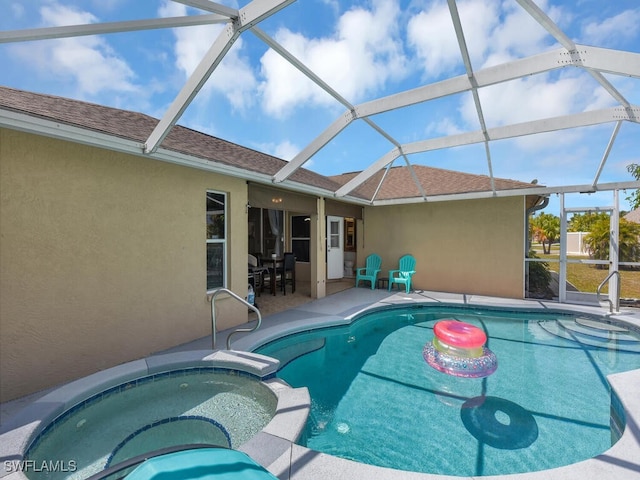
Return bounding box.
[566,232,589,256]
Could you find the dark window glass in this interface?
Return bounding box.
[206,191,226,290]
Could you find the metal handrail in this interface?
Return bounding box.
[597,270,620,314]
[209,288,262,349]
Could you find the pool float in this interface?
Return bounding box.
[423,320,497,378]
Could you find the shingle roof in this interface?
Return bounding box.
[0,85,539,201]
[0,85,342,192]
[329,165,539,201]
[625,208,640,224]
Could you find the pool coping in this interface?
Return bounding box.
[1,290,639,480]
[0,350,310,480]
[231,291,640,480]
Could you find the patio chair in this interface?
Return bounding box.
[248,254,269,296]
[278,252,296,295]
[388,254,416,293]
[355,254,382,290]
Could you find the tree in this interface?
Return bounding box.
[626,163,640,210]
[568,212,609,232]
[583,217,640,268]
[530,212,560,254]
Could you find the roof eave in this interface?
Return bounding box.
[0,108,371,204]
[370,181,639,205]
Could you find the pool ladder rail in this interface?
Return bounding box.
[209,288,262,350]
[596,270,620,314]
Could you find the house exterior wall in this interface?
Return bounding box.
[360,197,525,298]
[0,128,249,402]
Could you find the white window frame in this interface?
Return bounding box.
[206,190,227,291]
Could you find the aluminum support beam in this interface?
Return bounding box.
[515,0,575,50]
[277,43,638,190]
[251,27,354,109]
[577,46,640,78]
[336,148,400,197]
[515,0,630,107]
[559,194,568,302]
[0,15,228,43]
[447,0,495,194]
[256,25,409,185]
[172,0,239,18]
[369,181,639,206]
[404,107,637,154]
[587,70,629,107]
[145,0,294,154]
[356,50,567,119]
[274,110,355,183]
[335,106,638,197]
[371,164,393,202]
[591,121,622,189]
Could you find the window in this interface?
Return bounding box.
[344,218,356,251]
[206,191,226,290]
[248,207,285,259]
[291,215,310,262]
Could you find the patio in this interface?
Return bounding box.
[2,287,639,480]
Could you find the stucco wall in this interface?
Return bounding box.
[0,128,249,402]
[360,197,525,298]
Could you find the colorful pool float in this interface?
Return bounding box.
[424,320,497,378]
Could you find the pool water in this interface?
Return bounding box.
[256,305,640,477]
[25,369,277,480]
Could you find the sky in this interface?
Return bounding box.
[1,0,639,214]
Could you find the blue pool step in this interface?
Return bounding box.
[538,318,640,353]
[124,448,278,480]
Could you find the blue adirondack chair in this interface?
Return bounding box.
[355,254,382,290]
[388,254,416,293]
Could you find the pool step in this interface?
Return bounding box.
[538,318,640,353]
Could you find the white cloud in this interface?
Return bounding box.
[407,0,563,75]
[270,140,301,161]
[407,2,461,77]
[425,117,465,137]
[9,3,139,96]
[406,0,503,76]
[259,0,406,117]
[274,140,300,161]
[158,1,257,111]
[582,9,640,46]
[455,70,616,151]
[408,0,607,152]
[469,75,583,127]
[10,2,26,19]
[40,3,97,26]
[256,139,310,165]
[486,0,561,64]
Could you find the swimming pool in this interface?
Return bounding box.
[24,369,277,480]
[0,350,310,480]
[256,304,640,477]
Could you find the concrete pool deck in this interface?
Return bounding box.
[2,288,640,480]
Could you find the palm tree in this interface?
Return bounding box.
[530,213,560,254]
[584,217,640,268]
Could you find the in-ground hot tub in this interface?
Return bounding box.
[0,350,310,480]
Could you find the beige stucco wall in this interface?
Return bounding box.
[0,128,249,402]
[360,197,525,298]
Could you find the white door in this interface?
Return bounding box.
[327,216,344,279]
